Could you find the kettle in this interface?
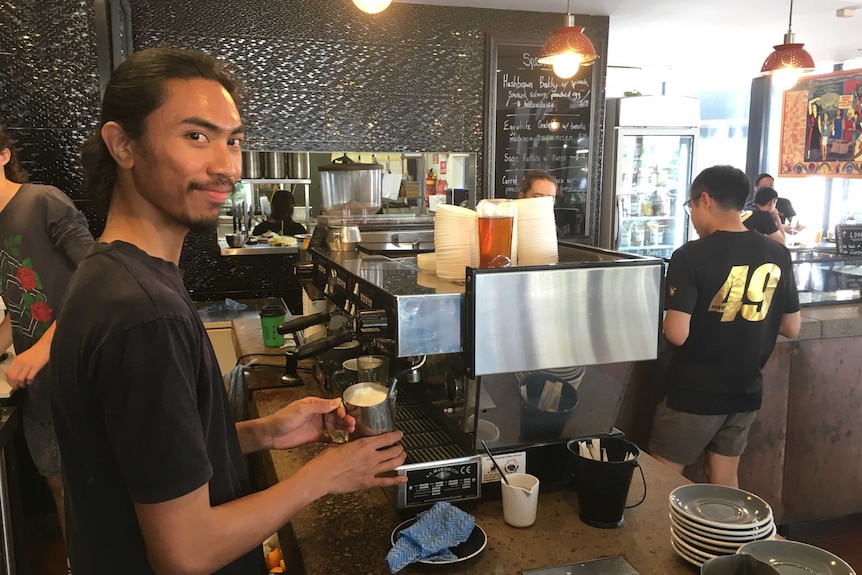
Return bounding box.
[318,155,383,215]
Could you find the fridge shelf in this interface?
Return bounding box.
[621,215,677,221]
[622,244,676,250]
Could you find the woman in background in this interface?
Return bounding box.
[252,189,307,236]
[0,125,94,569]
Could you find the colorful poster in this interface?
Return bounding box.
[780,68,862,178]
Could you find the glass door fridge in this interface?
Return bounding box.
[600,96,699,259]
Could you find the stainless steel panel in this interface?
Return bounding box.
[470,264,661,376]
[396,293,462,356]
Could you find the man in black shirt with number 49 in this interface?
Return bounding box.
[649,165,801,487]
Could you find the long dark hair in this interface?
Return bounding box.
[270,189,296,223]
[81,47,245,214]
[0,126,29,184]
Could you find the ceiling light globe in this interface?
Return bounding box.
[352,0,391,14]
[551,52,581,79]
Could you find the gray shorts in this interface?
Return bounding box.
[21,383,61,478]
[648,400,757,466]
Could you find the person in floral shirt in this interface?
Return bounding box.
[0,126,94,551]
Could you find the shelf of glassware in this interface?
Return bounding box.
[620,214,682,250]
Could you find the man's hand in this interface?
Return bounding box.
[300,431,408,495]
[264,397,356,450]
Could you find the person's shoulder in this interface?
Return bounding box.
[25,184,83,219]
[26,183,74,205]
[71,243,192,322]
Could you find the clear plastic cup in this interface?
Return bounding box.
[477,199,515,268]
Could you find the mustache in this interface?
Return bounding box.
[189,176,236,192]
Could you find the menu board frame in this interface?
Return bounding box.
[836,224,862,256]
[484,33,599,238]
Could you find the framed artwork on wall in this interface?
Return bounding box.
[779,68,862,178]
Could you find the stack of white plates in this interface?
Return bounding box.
[513,197,558,266]
[668,484,776,568]
[434,204,478,282]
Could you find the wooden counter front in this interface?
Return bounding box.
[234,319,696,575]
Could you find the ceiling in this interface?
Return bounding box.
[397,0,862,86]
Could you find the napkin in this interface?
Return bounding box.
[385,502,475,573]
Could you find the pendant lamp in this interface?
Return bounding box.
[353,0,391,14]
[537,0,599,80]
[761,0,815,90]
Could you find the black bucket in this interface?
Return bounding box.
[566,436,646,529]
[518,372,579,442]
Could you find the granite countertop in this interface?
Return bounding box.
[218,240,298,256]
[196,297,288,329]
[250,381,694,575]
[233,319,695,575]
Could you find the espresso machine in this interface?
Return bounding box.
[299,238,663,510]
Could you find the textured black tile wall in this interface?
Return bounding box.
[0,0,99,195]
[1,0,608,303]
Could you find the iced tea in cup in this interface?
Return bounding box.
[477,199,515,268]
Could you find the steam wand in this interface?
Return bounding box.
[386,355,426,400]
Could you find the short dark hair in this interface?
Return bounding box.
[82,47,245,214]
[754,173,773,187]
[689,165,750,211]
[0,126,29,184]
[270,189,295,222]
[753,186,778,205]
[518,170,557,196]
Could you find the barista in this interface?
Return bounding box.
[253,189,306,236]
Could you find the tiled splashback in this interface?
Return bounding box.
[0,0,608,304]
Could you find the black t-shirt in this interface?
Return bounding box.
[252,219,306,236]
[742,207,779,235]
[663,231,800,415]
[50,241,265,575]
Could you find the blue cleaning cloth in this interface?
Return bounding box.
[198,298,248,313]
[386,502,475,573]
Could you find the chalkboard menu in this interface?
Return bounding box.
[836,224,862,256]
[484,35,597,237]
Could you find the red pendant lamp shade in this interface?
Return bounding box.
[537,13,599,79]
[538,19,599,66]
[761,39,815,73]
[761,0,815,75]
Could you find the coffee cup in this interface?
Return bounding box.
[259,300,286,347]
[356,354,390,384]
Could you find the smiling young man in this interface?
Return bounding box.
[50,48,407,575]
[649,165,801,488]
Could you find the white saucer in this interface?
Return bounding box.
[670,507,774,539]
[738,540,857,575]
[670,484,772,530]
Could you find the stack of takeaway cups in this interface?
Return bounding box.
[668,484,776,569]
[434,204,478,282]
[513,196,558,266]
